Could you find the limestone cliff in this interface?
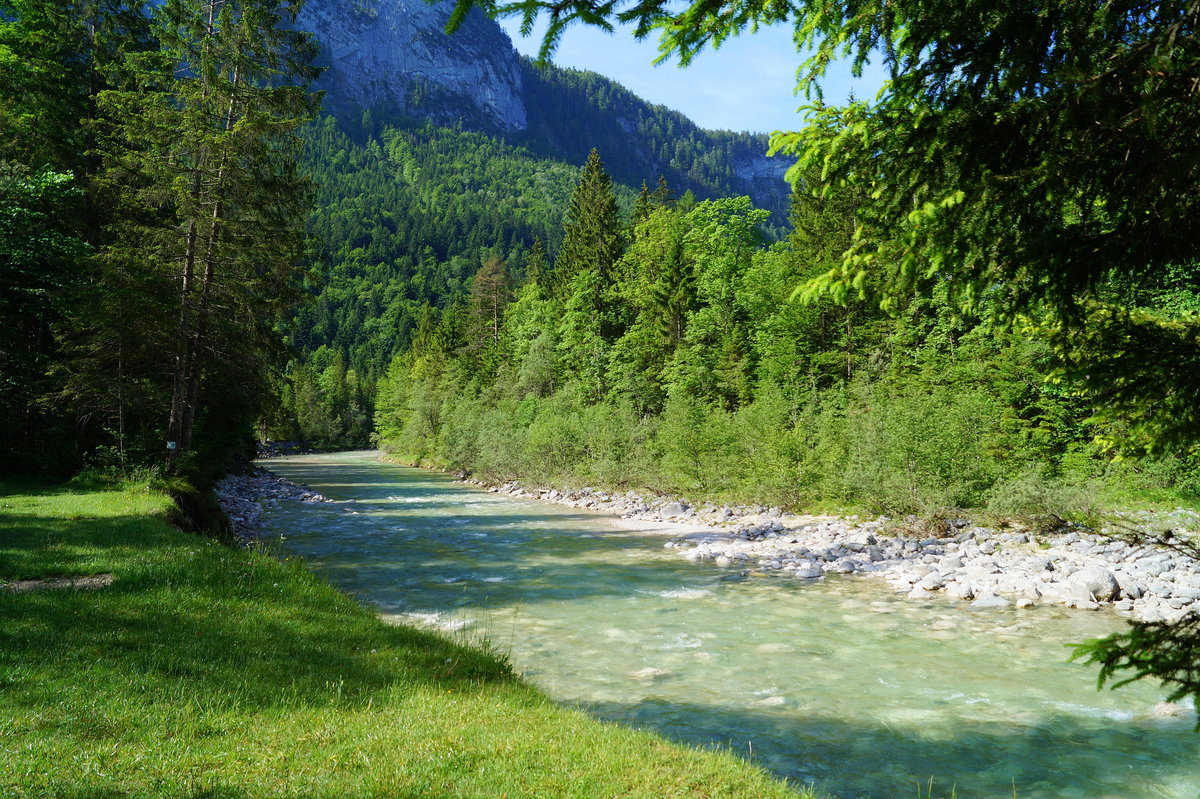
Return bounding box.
[299,0,526,132]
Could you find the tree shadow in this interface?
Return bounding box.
[574,696,1200,799]
[1,507,517,714]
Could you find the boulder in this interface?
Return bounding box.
[661,501,688,517]
[938,556,965,572]
[1069,565,1121,602]
[1114,572,1146,600]
[918,573,947,591]
[1173,586,1200,602]
[945,581,975,600]
[971,593,1010,609]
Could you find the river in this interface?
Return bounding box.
[258,451,1199,798]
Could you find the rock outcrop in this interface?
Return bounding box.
[299,0,527,131]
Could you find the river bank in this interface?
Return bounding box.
[239,451,1200,797]
[2,475,808,799]
[477,477,1200,625]
[221,457,1200,625]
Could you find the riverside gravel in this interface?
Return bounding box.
[217,464,1200,625]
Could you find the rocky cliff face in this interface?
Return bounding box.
[299,0,527,132]
[732,154,792,201]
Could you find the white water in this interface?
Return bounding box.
[259,452,1199,798]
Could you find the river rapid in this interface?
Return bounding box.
[257,451,1199,799]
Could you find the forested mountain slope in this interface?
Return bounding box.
[514,60,790,222]
[297,0,792,220]
[276,0,794,443]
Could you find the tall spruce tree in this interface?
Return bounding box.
[524,236,547,287]
[465,254,512,373]
[87,0,320,474]
[550,148,622,302]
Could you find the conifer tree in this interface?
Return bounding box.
[466,255,512,368]
[650,175,674,209]
[550,148,622,301]
[88,0,320,473]
[524,236,547,287]
[631,180,652,227]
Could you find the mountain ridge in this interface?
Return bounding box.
[297,0,791,216]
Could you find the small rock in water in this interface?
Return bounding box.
[1152,701,1192,719]
[629,667,671,681]
[971,593,1010,609]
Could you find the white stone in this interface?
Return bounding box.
[971,593,1010,609]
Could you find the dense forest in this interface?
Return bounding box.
[357,150,1200,523]
[271,98,793,447]
[1,0,319,481]
[513,58,791,223]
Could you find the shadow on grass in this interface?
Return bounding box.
[575,696,1200,799]
[1,508,517,713]
[51,789,423,799]
[0,511,178,581]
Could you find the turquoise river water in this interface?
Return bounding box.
[259,452,1199,798]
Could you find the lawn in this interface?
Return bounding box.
[0,476,812,798]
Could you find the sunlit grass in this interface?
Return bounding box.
[0,478,813,798]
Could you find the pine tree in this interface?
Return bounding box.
[89,0,320,473]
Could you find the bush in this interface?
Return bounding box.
[985,464,1100,533]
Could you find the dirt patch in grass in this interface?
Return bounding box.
[3,573,114,592]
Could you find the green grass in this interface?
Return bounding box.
[0,478,812,798]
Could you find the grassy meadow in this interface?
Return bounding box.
[0,477,812,798]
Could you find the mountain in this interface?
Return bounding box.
[277,0,797,446]
[296,0,792,218]
[298,0,527,131]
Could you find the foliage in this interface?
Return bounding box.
[0,0,319,479]
[276,96,793,448]
[444,0,1200,713]
[372,173,1196,516]
[0,165,89,471]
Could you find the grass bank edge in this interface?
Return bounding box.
[0,477,813,798]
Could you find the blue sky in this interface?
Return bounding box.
[498,19,889,135]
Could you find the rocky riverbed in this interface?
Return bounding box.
[216,468,335,543]
[217,463,1200,624]
[477,479,1200,624]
